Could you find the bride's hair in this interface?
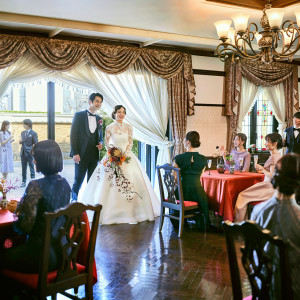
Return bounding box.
[112,105,126,119]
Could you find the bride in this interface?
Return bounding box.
[79,105,160,224]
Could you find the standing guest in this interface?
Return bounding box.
[251,154,300,299]
[221,133,251,172]
[173,131,209,229]
[283,111,300,154]
[0,140,71,273]
[70,93,104,202]
[0,120,14,179]
[19,119,38,187]
[234,133,282,222]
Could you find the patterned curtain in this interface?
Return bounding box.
[0,33,196,156]
[225,59,299,150]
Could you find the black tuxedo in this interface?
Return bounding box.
[20,129,38,183]
[70,110,103,200]
[284,126,300,154]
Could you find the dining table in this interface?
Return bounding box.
[201,170,265,222]
[0,208,98,284]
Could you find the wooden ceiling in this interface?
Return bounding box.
[206,0,300,10]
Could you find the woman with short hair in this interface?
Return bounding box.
[0,140,71,273]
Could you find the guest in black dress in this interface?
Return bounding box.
[173,131,209,228]
[251,153,300,299]
[0,140,71,273]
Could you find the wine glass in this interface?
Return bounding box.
[207,159,212,175]
[239,157,244,172]
[254,155,258,172]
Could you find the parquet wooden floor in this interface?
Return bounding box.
[79,218,251,300]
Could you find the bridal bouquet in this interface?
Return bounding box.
[101,147,140,201]
[103,147,131,172]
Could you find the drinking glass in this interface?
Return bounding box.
[254,155,258,172]
[207,159,212,175]
[239,157,244,172]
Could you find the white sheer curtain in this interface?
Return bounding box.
[0,54,171,193]
[237,77,258,132]
[59,60,171,193]
[0,52,54,99]
[263,83,286,135]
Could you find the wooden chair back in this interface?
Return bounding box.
[156,164,199,237]
[223,220,293,300]
[39,202,102,298]
[156,163,185,210]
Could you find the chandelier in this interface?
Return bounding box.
[214,0,300,63]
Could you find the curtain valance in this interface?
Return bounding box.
[0,33,195,155]
[224,60,299,150]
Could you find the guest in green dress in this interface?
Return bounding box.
[173,131,209,229]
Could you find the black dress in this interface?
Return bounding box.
[174,152,209,226]
[0,174,71,273]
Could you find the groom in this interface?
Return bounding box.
[283,112,300,154]
[70,93,104,202]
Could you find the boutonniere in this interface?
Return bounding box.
[97,119,103,128]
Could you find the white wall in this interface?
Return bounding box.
[187,56,227,156]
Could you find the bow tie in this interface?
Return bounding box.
[293,128,300,132]
[87,110,96,117]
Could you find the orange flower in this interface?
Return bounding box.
[109,157,113,162]
[120,156,126,162]
[118,162,122,166]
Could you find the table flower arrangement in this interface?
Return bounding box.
[0,178,20,209]
[225,154,236,174]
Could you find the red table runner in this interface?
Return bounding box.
[201,170,265,222]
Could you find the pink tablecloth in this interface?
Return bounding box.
[201,170,265,222]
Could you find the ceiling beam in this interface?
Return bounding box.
[205,0,300,9]
[140,39,162,47]
[0,11,219,47]
[48,27,64,38]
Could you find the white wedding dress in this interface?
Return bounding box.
[79,121,160,224]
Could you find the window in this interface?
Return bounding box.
[242,87,278,150]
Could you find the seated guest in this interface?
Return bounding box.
[234,132,282,222]
[221,133,251,172]
[251,153,300,299]
[173,131,209,228]
[0,140,71,273]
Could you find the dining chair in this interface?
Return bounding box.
[156,164,205,238]
[1,202,102,300]
[223,220,293,300]
[247,200,263,219]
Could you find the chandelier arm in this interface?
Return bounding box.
[274,35,300,57]
[234,32,257,56]
[215,43,263,61]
